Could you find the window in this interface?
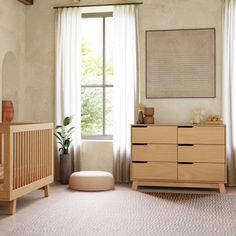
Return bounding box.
[81,13,114,139]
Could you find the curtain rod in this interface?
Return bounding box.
[53,2,143,9]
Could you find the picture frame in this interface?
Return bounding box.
[146,28,216,98]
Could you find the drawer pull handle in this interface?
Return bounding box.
[178,162,194,165]
[132,143,148,146]
[178,126,194,128]
[132,161,148,163]
[132,125,147,128]
[178,144,194,146]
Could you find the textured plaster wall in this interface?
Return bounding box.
[0,0,26,122]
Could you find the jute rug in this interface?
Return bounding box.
[5,187,236,236]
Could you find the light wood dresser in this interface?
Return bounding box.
[131,124,226,193]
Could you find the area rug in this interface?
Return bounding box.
[5,187,236,236]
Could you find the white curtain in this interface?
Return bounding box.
[223,0,236,186]
[55,8,82,175]
[113,5,138,183]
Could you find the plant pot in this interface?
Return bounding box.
[2,100,14,123]
[60,154,71,184]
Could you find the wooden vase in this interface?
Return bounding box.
[136,110,144,124]
[2,100,14,123]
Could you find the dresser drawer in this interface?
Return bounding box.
[132,162,177,180]
[178,126,225,144]
[132,126,177,144]
[178,145,225,163]
[132,144,177,162]
[178,163,225,182]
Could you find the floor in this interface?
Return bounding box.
[0,183,236,235]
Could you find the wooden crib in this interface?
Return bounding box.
[0,123,54,215]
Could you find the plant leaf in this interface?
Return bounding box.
[54,133,63,142]
[63,115,74,126]
[57,132,65,139]
[64,139,71,150]
[56,125,62,129]
[57,141,64,146]
[65,127,76,139]
[67,127,76,133]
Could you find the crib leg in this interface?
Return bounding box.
[8,200,16,215]
[43,185,49,197]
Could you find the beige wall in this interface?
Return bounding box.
[0,0,26,122]
[1,0,223,173]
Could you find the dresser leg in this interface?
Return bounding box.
[219,184,226,193]
[132,181,138,191]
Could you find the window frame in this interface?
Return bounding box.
[81,12,113,140]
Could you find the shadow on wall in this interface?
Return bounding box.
[2,51,19,122]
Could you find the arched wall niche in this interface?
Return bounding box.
[2,51,19,122]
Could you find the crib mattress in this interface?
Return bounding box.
[0,164,3,184]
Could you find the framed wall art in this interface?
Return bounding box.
[146,28,216,98]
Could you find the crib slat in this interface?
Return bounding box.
[32,131,36,182]
[16,133,19,189]
[42,131,44,178]
[26,131,29,185]
[32,131,35,182]
[0,134,2,165]
[39,130,42,179]
[21,132,23,187]
[46,130,50,176]
[29,131,31,184]
[44,130,46,178]
[37,130,39,181]
[13,134,16,189]
[20,132,23,188]
[24,132,27,186]
[38,130,41,180]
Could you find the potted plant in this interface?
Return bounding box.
[55,115,75,184]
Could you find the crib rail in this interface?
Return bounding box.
[0,123,54,201]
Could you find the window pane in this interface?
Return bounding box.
[82,18,103,85]
[105,17,114,85]
[81,87,103,136]
[105,87,113,135]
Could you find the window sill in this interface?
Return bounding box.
[81,139,113,143]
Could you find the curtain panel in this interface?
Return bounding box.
[55,8,82,177]
[223,0,236,186]
[113,5,138,183]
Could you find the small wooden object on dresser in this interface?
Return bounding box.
[131,124,226,193]
[144,107,155,124]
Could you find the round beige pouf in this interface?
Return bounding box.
[69,171,114,191]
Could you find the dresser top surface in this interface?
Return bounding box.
[131,123,225,127]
